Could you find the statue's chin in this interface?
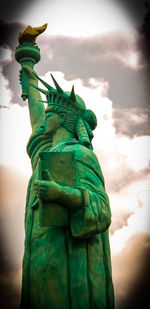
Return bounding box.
[44,131,52,137]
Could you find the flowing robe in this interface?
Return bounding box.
[20,127,115,309]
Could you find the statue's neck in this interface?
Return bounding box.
[52,126,74,147]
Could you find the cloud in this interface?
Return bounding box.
[0,104,32,175]
[137,1,150,66]
[0,166,26,309]
[94,130,150,238]
[0,19,26,49]
[0,165,27,270]
[0,268,22,309]
[114,0,147,24]
[109,173,150,236]
[0,165,27,308]
[0,0,35,22]
[37,31,149,138]
[110,174,150,251]
[0,62,12,107]
[0,165,28,216]
[95,133,150,196]
[107,162,150,193]
[112,231,150,309]
[110,207,133,235]
[113,107,150,137]
[37,31,149,104]
[0,19,28,105]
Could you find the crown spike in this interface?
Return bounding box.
[28,82,48,95]
[70,85,76,102]
[32,72,54,91]
[50,74,63,93]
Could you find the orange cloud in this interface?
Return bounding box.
[112,232,150,308]
[0,165,28,216]
[0,268,22,309]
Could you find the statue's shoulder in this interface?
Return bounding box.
[27,126,52,166]
[64,143,103,178]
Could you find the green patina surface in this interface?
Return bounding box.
[15,25,115,309]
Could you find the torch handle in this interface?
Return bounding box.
[15,42,41,101]
[21,68,28,101]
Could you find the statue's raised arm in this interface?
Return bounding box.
[15,24,47,132]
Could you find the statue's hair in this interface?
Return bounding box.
[46,105,78,133]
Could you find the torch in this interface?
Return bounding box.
[15,24,47,101]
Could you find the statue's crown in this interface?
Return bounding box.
[28,72,97,149]
[29,73,86,115]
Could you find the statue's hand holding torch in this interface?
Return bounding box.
[15,23,47,101]
[19,67,28,101]
[19,65,37,100]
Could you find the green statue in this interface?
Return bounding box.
[15,25,114,309]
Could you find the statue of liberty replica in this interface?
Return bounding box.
[15,24,114,309]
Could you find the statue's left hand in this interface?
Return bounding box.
[34,170,82,209]
[34,179,62,202]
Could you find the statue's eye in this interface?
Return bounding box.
[45,113,55,121]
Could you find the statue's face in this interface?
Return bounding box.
[45,112,60,137]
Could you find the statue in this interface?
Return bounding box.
[15,24,115,309]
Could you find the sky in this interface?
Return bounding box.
[0,0,150,308]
